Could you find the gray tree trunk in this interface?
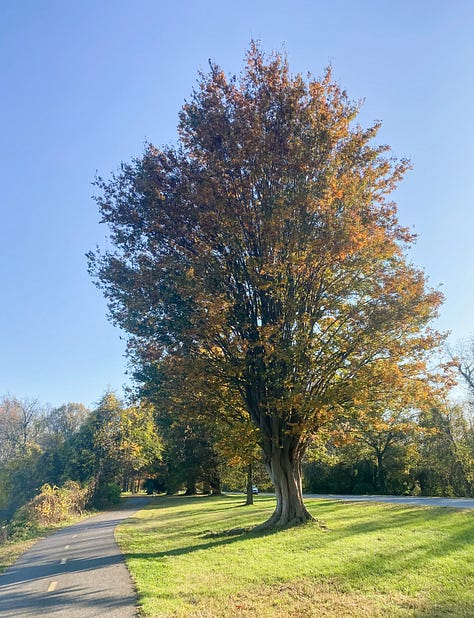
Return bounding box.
[258,441,313,528]
[245,463,254,506]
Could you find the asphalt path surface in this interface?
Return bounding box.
[0,495,150,617]
[306,494,474,509]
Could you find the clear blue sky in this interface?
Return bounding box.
[1,1,473,408]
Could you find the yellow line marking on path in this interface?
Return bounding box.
[47,581,58,592]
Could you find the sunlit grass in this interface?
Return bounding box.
[117,494,474,617]
[0,537,38,573]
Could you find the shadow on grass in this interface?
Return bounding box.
[126,495,474,586]
[125,535,262,560]
[411,604,471,618]
[116,495,474,618]
[141,494,252,516]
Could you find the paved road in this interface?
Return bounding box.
[306,493,474,509]
[0,496,150,617]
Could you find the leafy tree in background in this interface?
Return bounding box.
[142,362,229,496]
[0,397,46,519]
[118,402,163,492]
[70,393,161,501]
[89,43,445,527]
[0,392,163,524]
[39,403,90,486]
[417,404,474,496]
[349,408,419,493]
[0,444,43,521]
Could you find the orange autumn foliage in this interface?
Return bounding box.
[90,43,448,527]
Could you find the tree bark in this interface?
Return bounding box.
[210,476,222,495]
[245,463,254,506]
[375,450,386,494]
[258,440,313,529]
[184,478,197,495]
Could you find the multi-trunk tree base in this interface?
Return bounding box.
[254,504,315,531]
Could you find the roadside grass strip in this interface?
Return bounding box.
[0,537,38,574]
[116,494,474,617]
[0,508,104,574]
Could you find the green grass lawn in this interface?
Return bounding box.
[116,494,474,617]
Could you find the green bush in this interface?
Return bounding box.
[91,482,121,508]
[7,505,42,540]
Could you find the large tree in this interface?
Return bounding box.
[89,44,444,527]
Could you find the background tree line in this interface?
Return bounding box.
[303,402,474,497]
[0,387,267,532]
[0,393,161,528]
[2,344,474,535]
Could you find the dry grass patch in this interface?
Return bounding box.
[0,537,38,573]
[181,580,429,618]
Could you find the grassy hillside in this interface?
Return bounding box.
[116,494,474,617]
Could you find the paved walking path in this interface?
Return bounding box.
[307,493,474,509]
[0,496,150,617]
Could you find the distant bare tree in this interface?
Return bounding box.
[450,338,474,405]
[459,342,474,391]
[45,403,89,442]
[0,395,45,463]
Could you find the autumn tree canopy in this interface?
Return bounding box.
[89,43,444,528]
